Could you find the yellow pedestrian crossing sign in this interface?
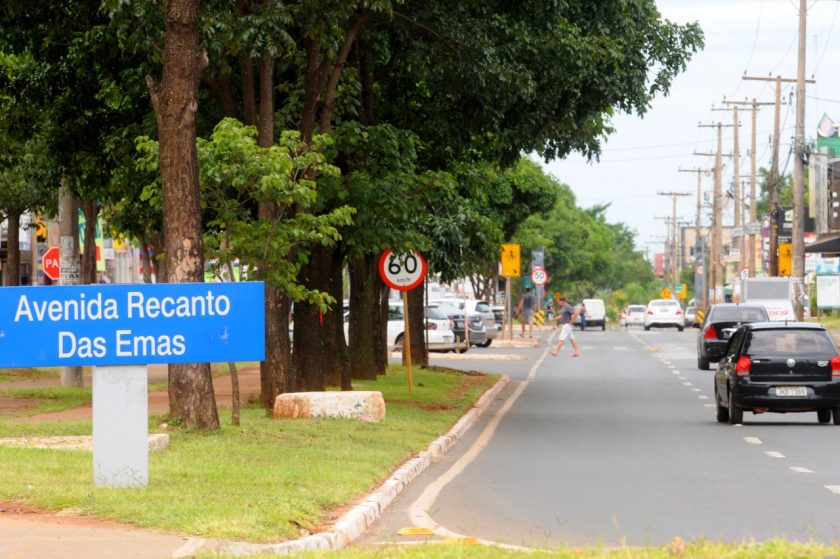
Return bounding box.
[500,243,521,277]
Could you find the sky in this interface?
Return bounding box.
[538,0,840,257]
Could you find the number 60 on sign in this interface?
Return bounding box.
[378,249,427,291]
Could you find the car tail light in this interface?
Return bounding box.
[425,321,437,330]
[704,325,717,340]
[647,310,653,315]
[735,356,751,376]
[831,356,840,377]
[675,309,682,315]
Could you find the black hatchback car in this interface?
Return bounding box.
[714,322,840,425]
[697,303,769,370]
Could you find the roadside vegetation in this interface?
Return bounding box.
[0,365,495,542]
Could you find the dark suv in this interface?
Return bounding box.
[697,303,768,370]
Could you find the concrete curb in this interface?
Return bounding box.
[175,374,511,558]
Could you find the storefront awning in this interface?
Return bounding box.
[805,235,840,254]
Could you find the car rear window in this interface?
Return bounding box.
[475,302,491,312]
[650,301,678,308]
[745,329,836,356]
[629,306,645,312]
[426,307,448,320]
[710,306,768,322]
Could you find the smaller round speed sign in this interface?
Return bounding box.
[379,249,427,291]
[530,266,548,286]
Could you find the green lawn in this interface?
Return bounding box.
[0,365,496,542]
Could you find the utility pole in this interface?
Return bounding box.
[744,73,814,277]
[792,0,808,320]
[724,98,775,277]
[658,192,691,299]
[679,168,712,310]
[697,122,734,304]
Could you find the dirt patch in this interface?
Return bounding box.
[0,397,39,415]
[387,399,457,411]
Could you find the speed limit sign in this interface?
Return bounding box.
[530,266,548,286]
[379,249,427,291]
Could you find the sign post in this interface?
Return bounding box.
[379,249,427,393]
[0,282,265,487]
[500,244,521,340]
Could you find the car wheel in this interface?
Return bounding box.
[833,407,840,425]
[728,390,743,425]
[818,409,832,424]
[715,387,729,423]
[644,326,651,331]
[601,323,606,331]
[478,339,492,348]
[454,337,469,354]
[393,334,404,352]
[698,355,709,370]
[678,326,684,332]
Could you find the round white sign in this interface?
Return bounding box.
[379,249,427,291]
[530,266,548,286]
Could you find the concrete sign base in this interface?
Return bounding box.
[93,365,148,487]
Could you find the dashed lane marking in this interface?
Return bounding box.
[704,404,715,407]
[824,485,840,494]
[791,467,815,474]
[672,371,680,375]
[765,451,785,459]
[613,346,628,350]
[744,437,762,445]
[682,382,692,386]
[691,388,702,392]
[698,395,709,400]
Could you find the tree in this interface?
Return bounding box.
[145,0,219,430]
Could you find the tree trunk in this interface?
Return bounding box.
[80,199,98,285]
[406,286,427,367]
[260,286,294,411]
[348,254,379,380]
[146,0,219,430]
[375,283,389,374]
[292,244,333,391]
[325,245,349,389]
[4,211,20,286]
[58,183,83,387]
[228,361,240,426]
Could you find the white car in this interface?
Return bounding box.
[625,304,646,327]
[431,298,498,346]
[387,301,457,352]
[644,299,684,331]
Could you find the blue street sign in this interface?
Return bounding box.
[0,282,265,368]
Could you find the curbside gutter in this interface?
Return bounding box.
[176,374,511,558]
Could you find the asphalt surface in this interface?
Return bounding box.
[361,326,840,549]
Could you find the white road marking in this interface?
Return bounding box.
[824,485,840,494]
[613,346,628,350]
[691,388,702,392]
[765,451,785,459]
[662,360,671,365]
[698,395,709,400]
[672,371,680,375]
[704,404,715,407]
[743,437,762,445]
[682,382,692,386]
[790,467,814,474]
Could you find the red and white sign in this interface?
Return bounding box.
[379,249,427,291]
[530,266,548,286]
[42,246,60,281]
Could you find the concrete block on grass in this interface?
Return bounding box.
[273,391,385,422]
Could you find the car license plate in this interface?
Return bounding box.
[775,386,807,397]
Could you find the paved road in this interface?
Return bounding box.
[361,326,840,549]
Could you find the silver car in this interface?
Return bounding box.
[432,298,498,347]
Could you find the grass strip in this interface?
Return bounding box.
[0,365,496,542]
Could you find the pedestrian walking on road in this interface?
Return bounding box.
[518,287,536,338]
[550,296,581,357]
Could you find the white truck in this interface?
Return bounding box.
[742,277,796,321]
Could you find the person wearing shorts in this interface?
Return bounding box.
[518,287,536,337]
[550,296,581,357]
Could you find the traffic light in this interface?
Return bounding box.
[35,212,47,243]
